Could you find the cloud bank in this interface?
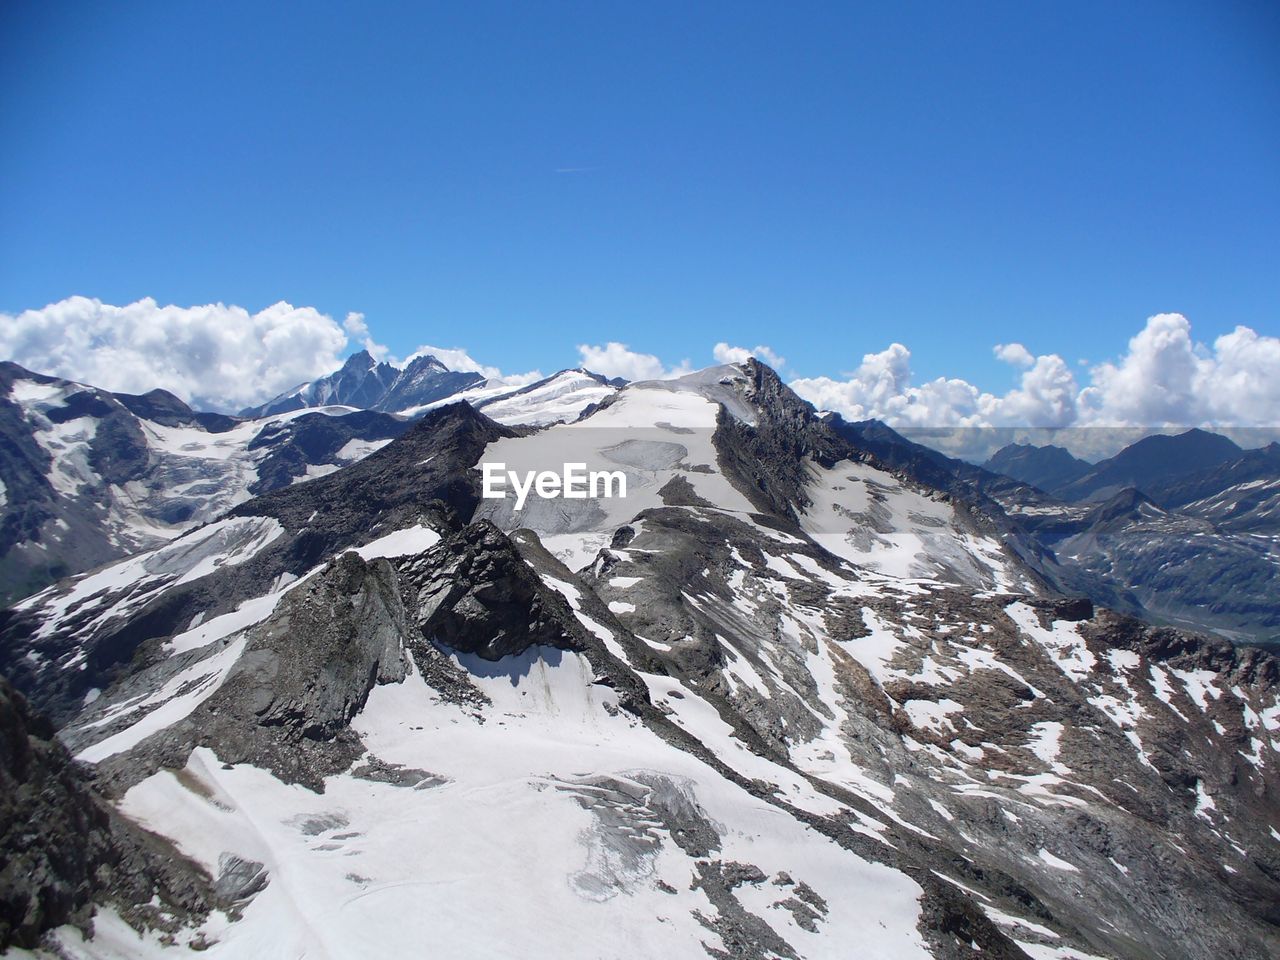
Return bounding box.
[0,297,352,412]
[0,297,544,411]
[789,313,1280,434]
[3,300,1276,454]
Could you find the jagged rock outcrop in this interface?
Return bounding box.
[400,521,585,660]
[0,675,113,948]
[213,551,410,737]
[712,360,850,520]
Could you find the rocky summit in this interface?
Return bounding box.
[0,359,1277,959]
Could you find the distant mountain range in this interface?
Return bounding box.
[980,429,1280,645]
[982,442,1093,495]
[983,428,1248,503]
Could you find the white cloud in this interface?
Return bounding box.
[713,342,786,369]
[789,313,1280,459]
[788,343,965,427]
[994,342,1034,367]
[1078,313,1202,426]
[0,296,350,412]
[577,342,692,382]
[6,299,1274,456]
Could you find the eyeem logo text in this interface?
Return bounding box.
[481,462,627,511]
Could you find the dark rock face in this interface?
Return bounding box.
[401,521,584,660]
[235,401,514,537]
[712,360,850,520]
[0,676,212,950]
[212,854,269,905]
[2,402,514,726]
[214,551,409,739]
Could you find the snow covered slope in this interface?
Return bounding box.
[2,361,1278,959]
[394,367,624,426]
[474,366,1030,589]
[472,368,622,425]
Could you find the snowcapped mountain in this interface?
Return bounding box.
[473,368,624,425]
[392,367,625,424]
[238,350,404,417]
[2,360,1276,959]
[243,348,627,423]
[0,362,409,605]
[239,349,484,418]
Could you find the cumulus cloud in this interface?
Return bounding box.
[0,296,351,412]
[577,342,693,382]
[788,343,993,429]
[789,313,1280,459]
[1074,313,1280,430]
[713,342,786,369]
[994,342,1035,368]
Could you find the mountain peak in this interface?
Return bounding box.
[983,442,1093,496]
[342,348,380,371]
[399,353,448,374]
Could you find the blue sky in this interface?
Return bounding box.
[1,0,1277,392]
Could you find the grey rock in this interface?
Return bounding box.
[212,854,268,904]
